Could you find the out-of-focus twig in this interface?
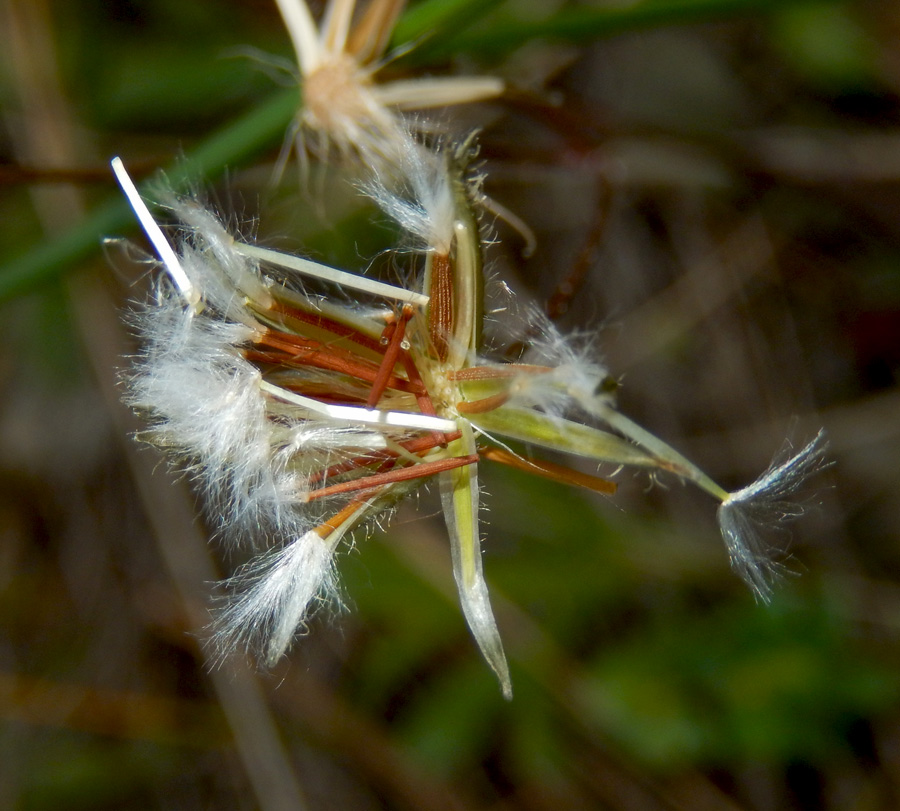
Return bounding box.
[607,215,775,370]
[0,671,227,747]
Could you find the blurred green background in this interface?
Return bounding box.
[2,0,899,808]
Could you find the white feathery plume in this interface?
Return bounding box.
[717,431,829,600]
[127,292,276,541]
[587,396,829,600]
[212,507,365,666]
[363,136,457,254]
[508,309,612,419]
[165,196,275,312]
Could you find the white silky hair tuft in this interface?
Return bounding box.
[362,137,457,253]
[127,290,279,542]
[717,430,829,601]
[504,308,612,419]
[211,512,363,666]
[164,195,274,311]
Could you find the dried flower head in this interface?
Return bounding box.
[113,146,826,699]
[274,0,504,160]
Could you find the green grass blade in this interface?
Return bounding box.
[445,0,839,55]
[391,0,507,49]
[0,89,298,303]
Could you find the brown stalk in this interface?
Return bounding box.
[306,454,479,502]
[367,304,414,407]
[254,331,415,392]
[269,299,385,354]
[313,497,373,537]
[479,447,617,495]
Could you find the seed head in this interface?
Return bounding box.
[114,145,828,700]
[274,0,504,161]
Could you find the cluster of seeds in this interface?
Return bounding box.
[113,0,827,699]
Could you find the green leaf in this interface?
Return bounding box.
[391,0,507,51]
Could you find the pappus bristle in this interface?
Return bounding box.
[211,526,343,666]
[164,195,275,313]
[363,137,457,254]
[127,292,276,541]
[717,431,829,600]
[511,310,613,418]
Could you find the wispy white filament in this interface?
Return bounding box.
[170,199,274,310]
[363,138,457,253]
[506,310,612,419]
[128,293,278,537]
[717,431,829,600]
[213,517,355,666]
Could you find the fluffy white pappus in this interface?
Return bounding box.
[281,421,390,455]
[363,137,458,254]
[133,283,257,363]
[211,524,349,667]
[177,247,259,329]
[256,423,389,528]
[507,310,612,419]
[221,444,309,547]
[128,295,279,541]
[717,430,829,601]
[165,196,274,310]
